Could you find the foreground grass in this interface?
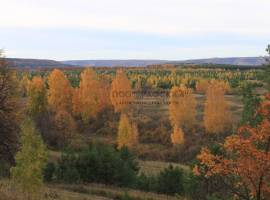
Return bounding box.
[0,179,186,200]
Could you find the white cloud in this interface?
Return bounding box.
[0,0,270,36]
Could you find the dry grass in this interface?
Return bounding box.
[139,160,189,175]
[54,183,186,200]
[0,179,187,200]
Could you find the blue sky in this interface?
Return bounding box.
[0,0,269,60]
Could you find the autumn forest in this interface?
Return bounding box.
[0,46,270,200]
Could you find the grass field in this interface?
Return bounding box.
[0,179,185,200]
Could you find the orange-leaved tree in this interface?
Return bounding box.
[110,70,133,113]
[204,82,230,134]
[47,69,72,113]
[194,93,270,200]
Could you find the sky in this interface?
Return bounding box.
[0,0,269,60]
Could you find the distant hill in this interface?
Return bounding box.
[172,57,266,66]
[62,60,168,67]
[63,57,266,67]
[7,58,72,68]
[5,57,267,68]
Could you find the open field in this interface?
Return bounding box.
[0,179,185,200]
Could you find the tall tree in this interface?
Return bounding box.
[204,82,230,134]
[0,52,19,166]
[47,69,72,113]
[78,68,100,123]
[169,85,197,129]
[11,119,48,198]
[27,76,47,118]
[195,93,270,200]
[110,70,133,113]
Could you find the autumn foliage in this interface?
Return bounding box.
[204,82,230,134]
[196,79,210,93]
[195,93,270,200]
[117,113,138,149]
[76,68,100,122]
[169,85,197,129]
[48,69,73,113]
[72,69,111,123]
[27,76,47,118]
[110,70,133,113]
[171,125,185,145]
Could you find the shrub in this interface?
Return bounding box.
[43,162,55,182]
[155,165,185,195]
[55,150,80,183]
[53,145,139,187]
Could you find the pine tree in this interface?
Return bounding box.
[11,119,48,198]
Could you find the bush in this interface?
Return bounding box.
[43,162,55,182]
[0,161,11,178]
[136,173,157,192]
[135,165,186,196]
[53,145,139,187]
[156,165,185,195]
[54,150,80,183]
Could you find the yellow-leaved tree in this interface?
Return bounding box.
[117,113,138,149]
[110,70,133,113]
[169,85,197,129]
[171,125,185,145]
[204,82,230,134]
[78,68,100,123]
[196,79,210,93]
[27,76,47,118]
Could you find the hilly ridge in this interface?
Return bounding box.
[6,56,267,68]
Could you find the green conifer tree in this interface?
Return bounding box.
[11,119,48,198]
